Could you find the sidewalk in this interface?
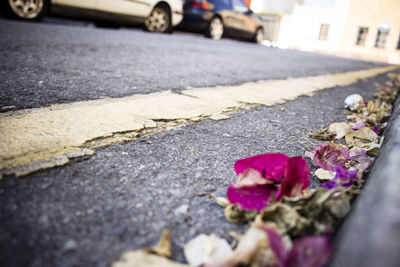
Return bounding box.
[331,87,400,266]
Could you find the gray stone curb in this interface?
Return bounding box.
[330,94,400,267]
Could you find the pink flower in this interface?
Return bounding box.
[265,228,332,267]
[227,154,310,211]
[277,156,310,200]
[286,235,332,267]
[305,143,350,172]
[234,153,290,183]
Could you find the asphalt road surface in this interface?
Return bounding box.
[0,17,385,111]
[0,16,396,267]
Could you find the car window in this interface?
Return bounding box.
[232,0,249,13]
[208,0,232,10]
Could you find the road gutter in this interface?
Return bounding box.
[330,88,400,267]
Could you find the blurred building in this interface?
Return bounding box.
[252,0,400,64]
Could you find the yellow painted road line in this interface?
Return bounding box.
[0,66,397,177]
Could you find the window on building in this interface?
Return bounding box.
[375,29,390,48]
[318,24,330,41]
[355,27,368,46]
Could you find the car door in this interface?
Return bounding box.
[96,0,154,18]
[230,0,253,37]
[53,0,97,9]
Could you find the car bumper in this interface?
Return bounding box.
[172,11,183,26]
[178,10,213,32]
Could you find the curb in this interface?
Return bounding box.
[330,94,400,266]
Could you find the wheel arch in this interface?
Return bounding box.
[154,1,171,17]
[211,13,224,24]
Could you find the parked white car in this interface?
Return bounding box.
[0,0,183,33]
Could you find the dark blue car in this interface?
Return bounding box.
[178,0,264,43]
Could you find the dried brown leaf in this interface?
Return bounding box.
[328,122,353,139]
[224,204,258,224]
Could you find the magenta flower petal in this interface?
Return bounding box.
[309,143,350,172]
[265,228,288,266]
[227,184,275,211]
[234,153,290,183]
[277,156,310,200]
[370,126,380,135]
[286,236,332,267]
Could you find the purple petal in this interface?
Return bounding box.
[334,166,357,179]
[227,184,275,211]
[286,236,332,267]
[277,157,310,200]
[321,180,337,189]
[370,126,380,135]
[234,153,290,183]
[265,228,288,266]
[352,120,365,130]
[321,167,357,189]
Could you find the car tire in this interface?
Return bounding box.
[206,16,223,40]
[0,0,49,21]
[253,27,264,44]
[144,5,172,33]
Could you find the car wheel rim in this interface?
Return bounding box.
[9,0,43,19]
[145,7,169,33]
[256,29,264,44]
[210,18,223,40]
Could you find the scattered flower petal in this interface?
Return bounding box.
[345,127,379,148]
[305,143,350,172]
[349,147,367,160]
[265,228,289,266]
[184,234,233,267]
[112,250,188,267]
[370,126,380,135]
[228,155,310,211]
[328,122,353,139]
[307,128,336,141]
[227,185,275,212]
[234,153,289,183]
[286,235,332,267]
[277,156,310,200]
[237,168,273,187]
[224,204,258,224]
[351,120,365,130]
[314,169,336,181]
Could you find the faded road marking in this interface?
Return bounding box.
[0,66,397,177]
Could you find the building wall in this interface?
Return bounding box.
[253,0,400,64]
[276,0,351,51]
[339,0,400,64]
[251,0,297,14]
